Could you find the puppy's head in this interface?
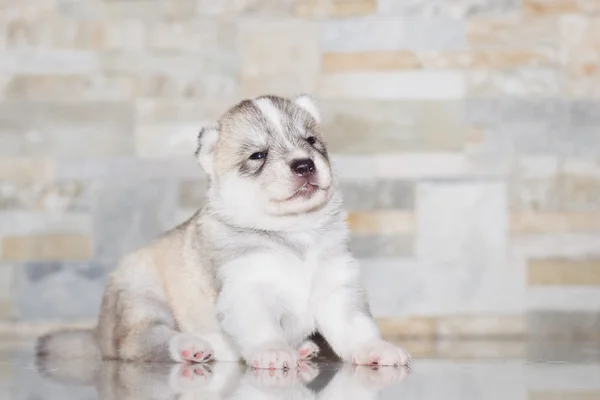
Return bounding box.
[196,95,338,231]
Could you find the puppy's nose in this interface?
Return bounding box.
[290,159,316,177]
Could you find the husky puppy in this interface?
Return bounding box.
[36,94,411,369]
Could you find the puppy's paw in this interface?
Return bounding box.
[168,363,213,392]
[298,339,319,360]
[351,340,411,367]
[169,333,214,363]
[247,342,299,370]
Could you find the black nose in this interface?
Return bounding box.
[290,159,316,177]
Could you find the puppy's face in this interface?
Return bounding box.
[196,95,336,231]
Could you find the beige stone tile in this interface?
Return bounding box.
[437,315,526,338]
[528,259,600,286]
[294,0,376,17]
[347,211,415,235]
[0,234,92,261]
[376,317,437,338]
[419,49,557,69]
[524,0,600,15]
[0,158,54,183]
[239,19,319,94]
[322,51,421,72]
[467,16,559,48]
[511,213,600,233]
[0,264,13,319]
[529,392,600,400]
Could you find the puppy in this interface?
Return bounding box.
[36,94,411,369]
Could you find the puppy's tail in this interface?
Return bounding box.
[36,328,101,361]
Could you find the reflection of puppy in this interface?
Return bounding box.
[35,358,407,400]
[36,94,410,369]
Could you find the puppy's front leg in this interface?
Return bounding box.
[316,257,411,367]
[217,256,299,370]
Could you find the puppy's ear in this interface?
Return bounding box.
[294,94,320,123]
[195,126,219,176]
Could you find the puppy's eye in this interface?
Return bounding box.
[249,152,267,160]
[306,137,317,145]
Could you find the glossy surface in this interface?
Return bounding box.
[1,340,600,400]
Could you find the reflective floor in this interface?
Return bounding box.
[1,340,600,400]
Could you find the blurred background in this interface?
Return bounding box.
[0,0,599,347]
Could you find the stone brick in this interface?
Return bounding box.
[362,257,525,316]
[437,315,526,338]
[529,392,600,400]
[466,99,569,156]
[13,261,109,320]
[318,71,466,100]
[195,0,295,16]
[560,16,600,83]
[320,100,466,154]
[376,316,437,338]
[347,212,415,235]
[0,181,89,212]
[147,20,236,52]
[100,52,239,100]
[0,158,54,183]
[528,287,600,312]
[467,68,562,97]
[295,0,376,17]
[0,211,92,236]
[513,234,600,260]
[0,234,93,261]
[0,50,99,74]
[321,16,465,52]
[527,311,600,340]
[525,0,600,15]
[322,51,421,73]
[3,74,138,101]
[0,264,13,318]
[528,259,600,286]
[559,175,600,212]
[467,16,559,48]
[567,101,600,157]
[350,234,414,258]
[419,49,557,69]
[339,179,415,210]
[416,180,508,266]
[239,19,319,95]
[58,0,197,21]
[378,0,521,17]
[179,180,209,209]
[57,158,203,181]
[93,180,178,261]
[0,101,134,157]
[511,213,600,233]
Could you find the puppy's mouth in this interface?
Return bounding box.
[285,181,322,201]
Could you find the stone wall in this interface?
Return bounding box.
[1,0,600,339]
